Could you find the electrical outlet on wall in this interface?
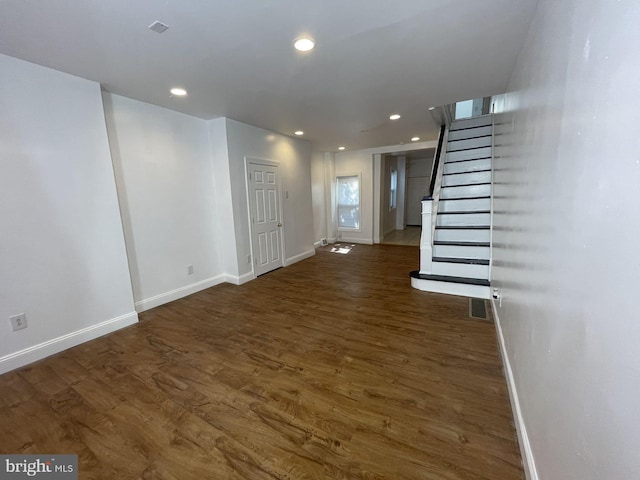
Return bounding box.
[246,254,251,264]
[10,313,27,331]
[492,288,503,307]
[187,264,194,275]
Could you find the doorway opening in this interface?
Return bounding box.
[379,148,435,246]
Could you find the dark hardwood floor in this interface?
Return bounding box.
[0,244,523,479]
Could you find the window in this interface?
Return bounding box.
[390,169,397,210]
[337,175,360,230]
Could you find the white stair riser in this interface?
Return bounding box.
[435,228,490,242]
[447,136,492,152]
[411,276,491,299]
[440,184,491,199]
[431,261,489,279]
[445,149,492,164]
[450,115,492,130]
[433,244,490,259]
[442,170,491,186]
[448,125,492,141]
[439,197,491,212]
[436,213,491,226]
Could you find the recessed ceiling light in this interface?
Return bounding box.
[428,106,436,111]
[389,113,401,120]
[170,87,187,96]
[338,146,346,151]
[294,37,315,52]
[411,137,420,142]
[294,130,304,136]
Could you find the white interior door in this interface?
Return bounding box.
[248,162,283,276]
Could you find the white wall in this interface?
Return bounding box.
[492,1,640,479]
[406,154,434,226]
[103,93,223,311]
[382,155,398,236]
[311,150,327,246]
[0,55,137,374]
[396,155,406,231]
[208,118,239,281]
[224,119,315,277]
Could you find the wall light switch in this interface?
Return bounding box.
[10,313,27,331]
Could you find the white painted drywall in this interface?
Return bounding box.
[407,155,434,178]
[382,155,399,236]
[406,154,434,226]
[0,54,137,372]
[396,155,406,231]
[208,118,240,281]
[223,119,315,275]
[492,1,640,478]
[103,93,223,310]
[311,150,327,245]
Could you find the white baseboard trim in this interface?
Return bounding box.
[135,275,226,312]
[491,300,539,480]
[0,311,138,375]
[327,236,337,244]
[224,272,254,285]
[286,248,315,265]
[338,236,374,245]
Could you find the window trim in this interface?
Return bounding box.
[336,173,362,232]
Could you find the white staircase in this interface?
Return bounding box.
[411,115,493,299]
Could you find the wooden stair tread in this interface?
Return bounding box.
[438,210,490,215]
[435,225,489,230]
[432,257,490,266]
[440,196,490,201]
[434,241,490,247]
[410,271,490,286]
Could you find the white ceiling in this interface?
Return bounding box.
[0,0,538,151]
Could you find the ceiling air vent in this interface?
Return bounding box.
[148,21,169,34]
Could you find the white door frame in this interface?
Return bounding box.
[244,157,286,278]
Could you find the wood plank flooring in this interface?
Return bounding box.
[0,244,523,479]
[380,226,421,246]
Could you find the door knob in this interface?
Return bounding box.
[277,223,282,227]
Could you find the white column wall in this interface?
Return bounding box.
[103,93,223,310]
[311,150,327,246]
[382,155,398,236]
[0,55,137,373]
[492,1,640,479]
[208,118,240,281]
